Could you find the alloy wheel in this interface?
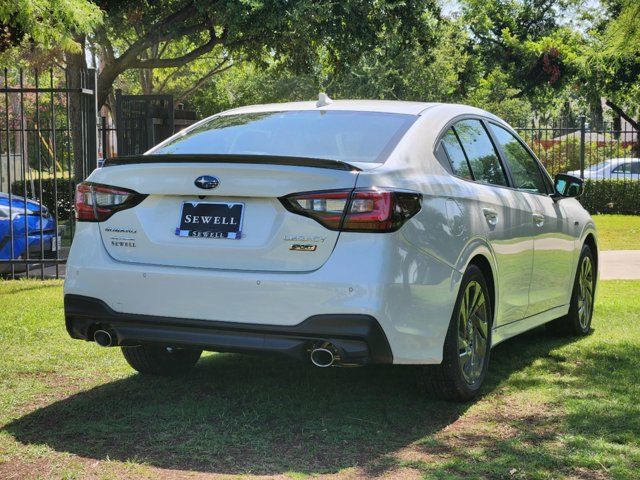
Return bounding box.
[457,280,489,385]
[577,256,594,330]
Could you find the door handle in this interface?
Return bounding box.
[532,213,545,227]
[482,208,499,226]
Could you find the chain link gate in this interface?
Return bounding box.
[0,67,98,279]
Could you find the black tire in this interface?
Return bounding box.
[419,264,493,402]
[547,244,595,336]
[121,345,202,375]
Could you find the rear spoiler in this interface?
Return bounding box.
[103,154,361,172]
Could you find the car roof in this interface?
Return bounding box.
[220,99,442,116]
[0,192,40,205]
[217,100,505,129]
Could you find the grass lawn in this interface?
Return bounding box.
[1,281,639,479]
[593,214,640,250]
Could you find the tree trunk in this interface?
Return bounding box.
[605,99,640,156]
[97,62,121,109]
[66,36,88,182]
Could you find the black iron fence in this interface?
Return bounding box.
[115,90,174,156]
[0,67,200,279]
[1,67,98,280]
[514,118,640,214]
[0,64,638,280]
[99,115,117,164]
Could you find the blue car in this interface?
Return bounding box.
[0,192,59,273]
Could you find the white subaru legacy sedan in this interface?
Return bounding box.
[64,99,598,401]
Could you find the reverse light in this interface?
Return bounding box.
[280,188,421,232]
[75,182,146,222]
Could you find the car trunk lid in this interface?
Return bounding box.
[91,161,359,272]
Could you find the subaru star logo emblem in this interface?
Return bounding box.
[194,175,219,190]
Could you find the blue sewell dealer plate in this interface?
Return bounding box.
[175,201,244,239]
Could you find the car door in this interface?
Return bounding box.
[488,123,575,316]
[450,119,534,326]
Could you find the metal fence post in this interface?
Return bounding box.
[579,115,586,179]
[101,115,107,161]
[115,89,123,155]
[85,68,99,174]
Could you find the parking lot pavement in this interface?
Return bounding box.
[599,250,640,280]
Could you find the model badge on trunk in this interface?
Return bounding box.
[290,244,317,251]
[194,175,220,189]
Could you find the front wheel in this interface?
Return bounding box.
[419,264,493,401]
[121,345,202,375]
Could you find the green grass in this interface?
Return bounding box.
[1,280,639,479]
[593,214,640,250]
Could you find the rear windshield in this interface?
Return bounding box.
[151,110,416,163]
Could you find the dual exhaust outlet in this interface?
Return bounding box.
[309,342,341,368]
[93,329,115,347]
[94,329,345,367]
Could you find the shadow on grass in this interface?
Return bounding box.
[4,328,581,475]
[0,281,60,296]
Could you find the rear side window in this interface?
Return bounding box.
[489,124,547,193]
[439,128,473,179]
[612,163,640,174]
[454,119,508,187]
[151,110,416,164]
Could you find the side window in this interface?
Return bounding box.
[489,124,547,193]
[440,128,473,180]
[454,119,508,187]
[612,163,632,174]
[434,142,453,173]
[632,163,640,174]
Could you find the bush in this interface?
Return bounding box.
[11,178,76,221]
[580,180,640,215]
[519,138,635,176]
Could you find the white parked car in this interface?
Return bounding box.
[64,98,598,400]
[568,158,640,180]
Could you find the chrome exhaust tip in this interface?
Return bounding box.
[310,347,335,368]
[94,329,114,347]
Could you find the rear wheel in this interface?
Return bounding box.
[547,244,595,336]
[419,264,492,401]
[121,345,202,375]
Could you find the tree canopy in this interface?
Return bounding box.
[0,0,638,127]
[0,0,101,54]
[86,0,442,107]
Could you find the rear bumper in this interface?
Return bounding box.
[64,222,460,364]
[65,294,393,365]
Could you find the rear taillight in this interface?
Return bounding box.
[75,182,146,222]
[280,188,421,232]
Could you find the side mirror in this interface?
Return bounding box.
[553,173,584,199]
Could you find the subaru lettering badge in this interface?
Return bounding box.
[194,175,220,190]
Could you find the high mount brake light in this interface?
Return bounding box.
[75,182,146,222]
[280,189,421,232]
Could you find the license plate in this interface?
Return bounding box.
[175,202,244,239]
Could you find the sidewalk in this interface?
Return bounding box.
[600,250,640,280]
